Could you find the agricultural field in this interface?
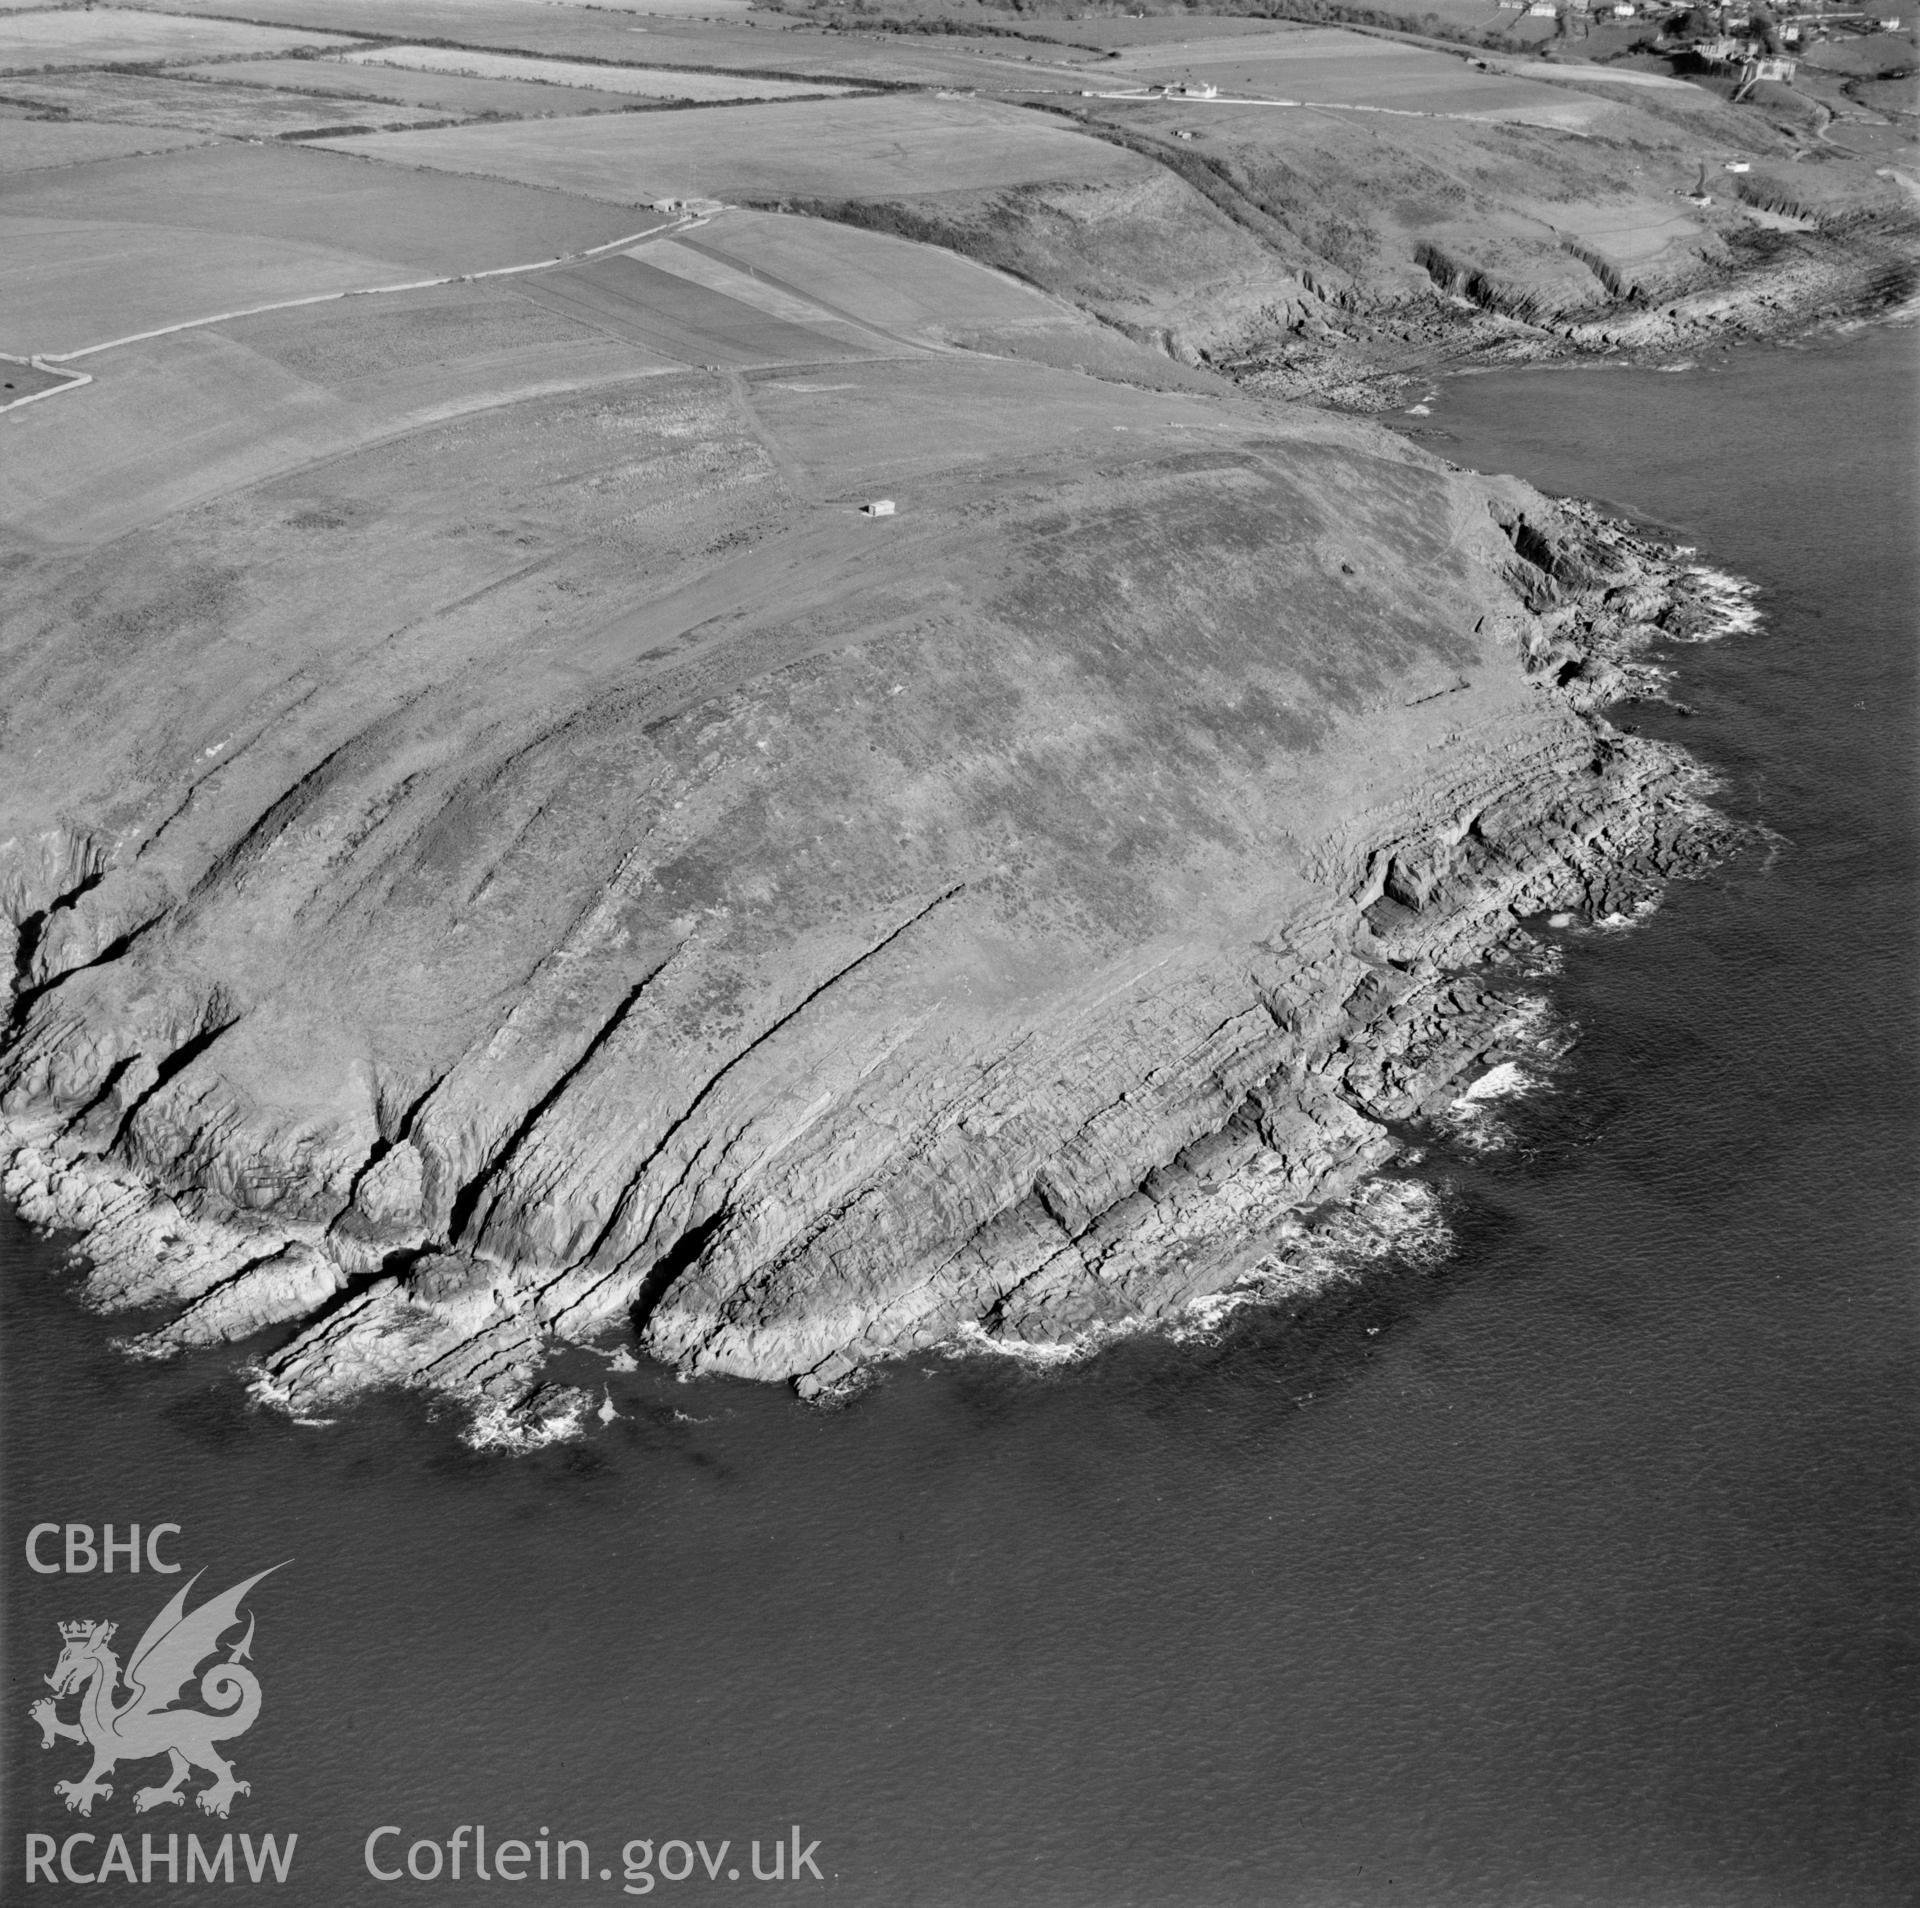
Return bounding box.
[0,112,214,174]
[180,55,650,120]
[2,0,1908,530]
[0,55,1199,549]
[509,248,883,365]
[1471,55,1702,90]
[0,304,689,544]
[1017,13,1376,48]
[0,6,359,70]
[639,236,902,342]
[2,0,1898,407]
[652,213,1207,386]
[1852,74,1920,118]
[141,0,752,25]
[132,0,819,62]
[313,93,1156,204]
[334,44,857,101]
[1794,17,1920,77]
[0,328,419,543]
[0,216,425,357]
[0,144,665,353]
[1082,27,1616,128]
[716,349,1239,496]
[140,0,1045,87]
[1787,20,1920,158]
[1329,0,1560,45]
[670,211,1110,345]
[0,69,457,138]
[0,84,1175,541]
[824,0,1558,50]
[0,353,79,411]
[222,278,649,386]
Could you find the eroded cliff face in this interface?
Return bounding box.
[774,122,1919,395]
[0,357,1729,1439]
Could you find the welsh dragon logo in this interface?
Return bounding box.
[29,1565,283,1819]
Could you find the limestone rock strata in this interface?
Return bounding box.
[0,382,1733,1434]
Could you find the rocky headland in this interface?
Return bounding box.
[3,0,1844,1444]
[1,374,1740,1442]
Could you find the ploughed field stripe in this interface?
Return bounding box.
[514,255,872,368]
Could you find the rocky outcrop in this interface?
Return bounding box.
[0,363,1738,1442]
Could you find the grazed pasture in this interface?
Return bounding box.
[0,70,454,139]
[312,93,1153,204]
[335,45,855,101]
[0,6,358,70]
[182,55,645,120]
[0,145,666,352]
[0,116,215,176]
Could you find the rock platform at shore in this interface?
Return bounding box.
[1,384,1743,1442]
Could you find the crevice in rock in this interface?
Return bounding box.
[1562,238,1633,304]
[5,867,106,1025]
[572,882,966,1275]
[259,1257,404,1348]
[58,1054,139,1143]
[107,1016,239,1160]
[1031,1175,1078,1234]
[446,953,678,1248]
[1413,241,1549,326]
[18,917,160,1019]
[185,739,356,902]
[131,1238,319,1340]
[629,1208,729,1338]
[339,1068,451,1212]
[380,1244,437,1284]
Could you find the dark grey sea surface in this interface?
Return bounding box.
[3,325,1914,1907]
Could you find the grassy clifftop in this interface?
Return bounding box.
[760,4,1917,392]
[1,339,1730,1429]
[0,0,1890,1436]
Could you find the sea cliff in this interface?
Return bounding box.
[0,366,1741,1441]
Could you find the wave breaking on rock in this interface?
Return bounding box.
[1,396,1749,1449]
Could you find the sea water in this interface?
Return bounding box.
[3,325,1914,1906]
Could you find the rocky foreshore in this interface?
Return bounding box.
[2,461,1747,1446]
[1241,219,1920,411]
